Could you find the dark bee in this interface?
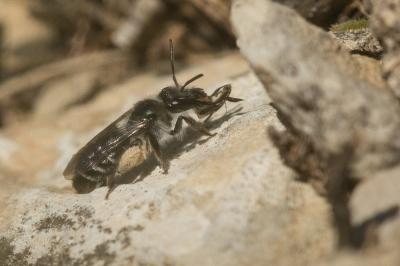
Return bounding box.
[63,40,242,198]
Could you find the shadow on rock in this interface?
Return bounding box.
[351,205,399,248]
[106,106,244,198]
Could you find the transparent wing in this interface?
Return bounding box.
[63,110,148,178]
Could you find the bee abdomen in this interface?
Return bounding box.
[73,174,102,193]
[92,160,117,177]
[78,157,118,183]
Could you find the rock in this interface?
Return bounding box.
[0,53,335,265]
[329,20,383,55]
[0,23,3,80]
[231,0,400,179]
[231,0,400,252]
[370,0,400,98]
[350,166,400,250]
[370,0,400,50]
[271,0,348,27]
[350,55,386,90]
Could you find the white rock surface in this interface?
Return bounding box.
[0,53,334,265]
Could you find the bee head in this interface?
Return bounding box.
[159,86,181,109]
[161,40,206,112]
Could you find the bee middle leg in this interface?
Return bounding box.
[170,115,216,136]
[147,131,169,174]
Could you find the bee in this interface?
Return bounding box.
[63,40,242,199]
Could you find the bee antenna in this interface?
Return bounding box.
[169,39,180,90]
[182,73,204,90]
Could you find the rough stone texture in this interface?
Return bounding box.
[3,1,400,264]
[330,28,383,55]
[363,0,372,13]
[0,23,3,80]
[350,55,386,90]
[370,0,400,98]
[0,53,335,265]
[272,0,348,27]
[350,167,400,250]
[232,0,400,180]
[370,0,400,50]
[232,0,400,263]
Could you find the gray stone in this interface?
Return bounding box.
[231,0,400,263]
[231,0,400,180]
[371,0,400,98]
[0,53,334,265]
[330,28,383,55]
[272,0,348,27]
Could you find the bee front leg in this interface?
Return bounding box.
[171,115,216,137]
[147,132,169,174]
[210,84,243,103]
[210,84,231,97]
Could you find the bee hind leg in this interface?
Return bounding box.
[105,174,119,200]
[104,162,121,200]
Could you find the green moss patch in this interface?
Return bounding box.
[331,19,369,32]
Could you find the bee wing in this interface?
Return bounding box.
[63,110,148,178]
[63,153,80,179]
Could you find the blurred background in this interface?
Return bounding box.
[0,0,366,198]
[0,0,236,127]
[0,0,238,197]
[0,0,365,128]
[4,1,396,265]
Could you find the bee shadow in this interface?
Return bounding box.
[112,106,244,188]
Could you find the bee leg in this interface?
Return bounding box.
[170,115,184,135]
[204,112,215,123]
[227,96,243,102]
[210,84,243,103]
[148,132,169,174]
[210,84,231,97]
[105,174,118,200]
[183,116,217,136]
[172,115,216,137]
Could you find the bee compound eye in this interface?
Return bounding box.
[160,87,171,98]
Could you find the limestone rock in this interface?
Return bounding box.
[370,0,400,98]
[271,0,348,27]
[0,53,334,265]
[231,0,400,179]
[330,28,383,55]
[231,0,400,263]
